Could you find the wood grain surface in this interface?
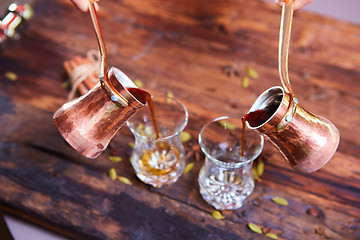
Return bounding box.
[0,0,359,239]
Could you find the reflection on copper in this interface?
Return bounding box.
[53,69,149,158]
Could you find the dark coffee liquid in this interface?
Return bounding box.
[127,87,160,139]
[241,118,246,157]
[147,97,160,139]
[127,88,180,177]
[241,101,280,157]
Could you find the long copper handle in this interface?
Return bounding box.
[88,0,128,106]
[278,0,295,97]
[276,0,299,132]
[88,0,107,77]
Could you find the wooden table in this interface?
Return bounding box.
[0,0,359,239]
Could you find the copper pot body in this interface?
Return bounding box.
[247,86,340,173]
[53,67,148,158]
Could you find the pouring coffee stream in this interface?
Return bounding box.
[243,0,340,173]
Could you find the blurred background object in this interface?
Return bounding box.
[0,0,34,46]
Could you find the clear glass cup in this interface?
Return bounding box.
[127,95,188,187]
[198,116,264,210]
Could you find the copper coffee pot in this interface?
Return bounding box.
[245,0,340,173]
[53,1,149,158]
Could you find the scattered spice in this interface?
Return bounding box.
[246,66,259,79]
[307,207,320,217]
[242,76,250,88]
[136,123,145,133]
[180,131,191,143]
[252,159,264,181]
[272,197,289,206]
[61,79,71,88]
[144,126,153,136]
[134,79,143,88]
[108,168,117,180]
[109,156,122,163]
[221,63,260,82]
[212,210,225,220]
[252,167,260,181]
[265,233,279,239]
[218,120,236,130]
[118,176,132,185]
[183,162,194,174]
[248,223,263,234]
[129,156,132,164]
[5,71,18,81]
[222,64,240,77]
[166,91,174,104]
[257,161,264,176]
[128,142,135,149]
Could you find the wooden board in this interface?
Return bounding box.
[0,0,359,239]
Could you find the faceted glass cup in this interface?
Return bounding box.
[198,116,264,210]
[127,95,188,187]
